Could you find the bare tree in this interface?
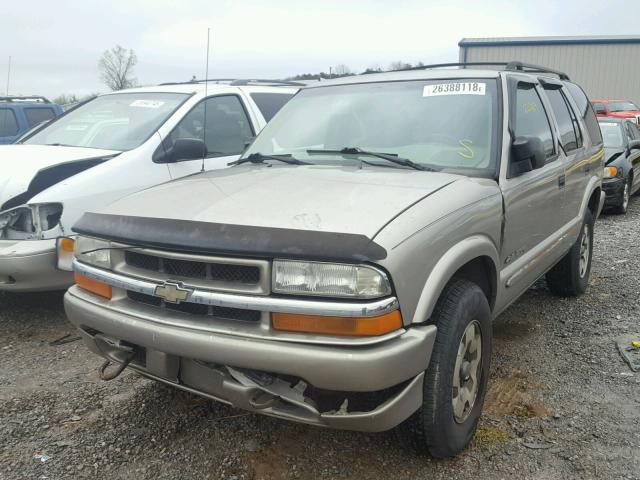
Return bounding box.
[98,45,137,91]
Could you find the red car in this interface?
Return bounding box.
[591,98,640,124]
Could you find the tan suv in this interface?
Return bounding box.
[63,62,604,457]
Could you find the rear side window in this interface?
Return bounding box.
[0,109,19,137]
[24,107,56,128]
[250,92,295,121]
[169,95,254,157]
[565,83,603,145]
[544,88,580,152]
[513,84,555,159]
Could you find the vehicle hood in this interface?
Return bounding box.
[0,144,119,210]
[85,164,462,240]
[604,147,626,165]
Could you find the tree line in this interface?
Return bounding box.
[53,46,429,104]
[286,61,426,81]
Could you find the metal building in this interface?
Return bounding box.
[458,35,640,104]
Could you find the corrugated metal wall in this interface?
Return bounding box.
[459,43,640,104]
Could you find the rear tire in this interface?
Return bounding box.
[546,209,594,296]
[397,279,492,458]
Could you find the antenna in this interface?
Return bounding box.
[5,56,11,96]
[201,28,211,173]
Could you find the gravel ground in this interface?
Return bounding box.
[1,200,639,480]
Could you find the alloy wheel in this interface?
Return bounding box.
[579,223,591,278]
[452,320,483,423]
[622,181,630,212]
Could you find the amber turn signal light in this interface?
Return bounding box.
[272,310,402,337]
[59,237,75,253]
[74,273,112,299]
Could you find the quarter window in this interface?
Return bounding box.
[0,108,19,137]
[169,95,254,157]
[24,107,56,128]
[545,88,580,152]
[565,83,603,145]
[514,84,555,159]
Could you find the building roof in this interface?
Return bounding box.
[459,35,640,47]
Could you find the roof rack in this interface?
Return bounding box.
[397,61,570,81]
[0,95,51,103]
[159,78,305,87]
[230,79,305,87]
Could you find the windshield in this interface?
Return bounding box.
[599,122,624,148]
[244,79,500,177]
[24,92,188,151]
[607,102,639,113]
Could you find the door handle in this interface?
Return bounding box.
[558,174,566,188]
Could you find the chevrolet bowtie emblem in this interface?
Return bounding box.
[153,281,193,304]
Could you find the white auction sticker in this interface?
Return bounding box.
[423,82,486,97]
[130,100,165,108]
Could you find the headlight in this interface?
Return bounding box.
[604,166,621,178]
[0,206,36,239]
[74,236,111,269]
[272,259,392,298]
[0,203,63,240]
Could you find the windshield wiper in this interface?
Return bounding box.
[306,147,434,171]
[228,152,311,166]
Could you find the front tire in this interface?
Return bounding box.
[546,209,594,296]
[397,279,492,458]
[612,178,630,214]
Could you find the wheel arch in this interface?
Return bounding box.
[582,177,603,220]
[410,235,499,324]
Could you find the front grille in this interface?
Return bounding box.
[127,291,261,322]
[124,251,260,285]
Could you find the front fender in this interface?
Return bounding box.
[410,235,499,324]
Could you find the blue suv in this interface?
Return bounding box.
[0,96,64,144]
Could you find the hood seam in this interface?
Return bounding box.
[369,179,459,242]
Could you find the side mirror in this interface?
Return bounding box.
[153,138,207,163]
[509,136,546,177]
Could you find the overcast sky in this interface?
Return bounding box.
[3,0,640,99]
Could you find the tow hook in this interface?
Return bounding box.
[93,334,138,381]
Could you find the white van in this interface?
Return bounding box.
[0,80,300,291]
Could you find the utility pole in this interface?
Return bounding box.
[329,66,332,78]
[6,56,11,96]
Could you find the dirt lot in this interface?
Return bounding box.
[1,202,639,480]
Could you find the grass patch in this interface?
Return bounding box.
[472,426,510,447]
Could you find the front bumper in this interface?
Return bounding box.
[0,239,73,292]
[602,177,625,208]
[65,286,437,431]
